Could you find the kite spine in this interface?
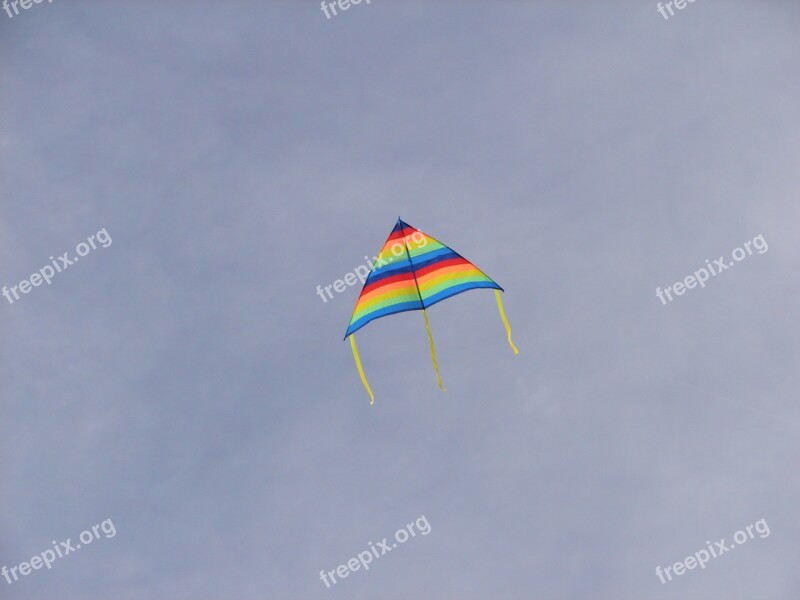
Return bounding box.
[398,218,447,392]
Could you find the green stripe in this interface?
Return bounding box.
[351,288,421,322]
[408,239,445,259]
[419,272,492,300]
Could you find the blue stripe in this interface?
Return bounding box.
[344,300,424,339]
[411,247,457,269]
[368,258,414,284]
[421,281,502,308]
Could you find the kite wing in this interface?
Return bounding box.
[344,219,502,339]
[344,218,518,405]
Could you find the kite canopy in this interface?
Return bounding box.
[344,219,502,339]
[344,218,518,405]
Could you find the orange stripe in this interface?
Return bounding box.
[359,278,418,303]
[354,281,420,316]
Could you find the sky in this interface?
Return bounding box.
[1,1,799,599]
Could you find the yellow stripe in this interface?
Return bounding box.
[351,286,420,321]
[418,269,488,296]
[495,290,519,354]
[422,310,446,391]
[349,334,375,405]
[408,238,444,257]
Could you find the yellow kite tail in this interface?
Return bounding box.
[349,334,375,405]
[422,309,446,392]
[495,290,519,355]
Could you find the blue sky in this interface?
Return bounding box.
[2,1,799,598]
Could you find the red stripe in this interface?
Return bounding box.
[362,271,416,295]
[385,230,407,243]
[384,227,420,244]
[414,256,469,278]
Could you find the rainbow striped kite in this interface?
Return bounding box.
[345,218,518,404]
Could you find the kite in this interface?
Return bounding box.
[344,218,518,404]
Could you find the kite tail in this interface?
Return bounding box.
[422,310,446,392]
[349,334,375,405]
[495,290,519,355]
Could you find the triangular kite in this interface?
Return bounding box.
[344,218,518,404]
